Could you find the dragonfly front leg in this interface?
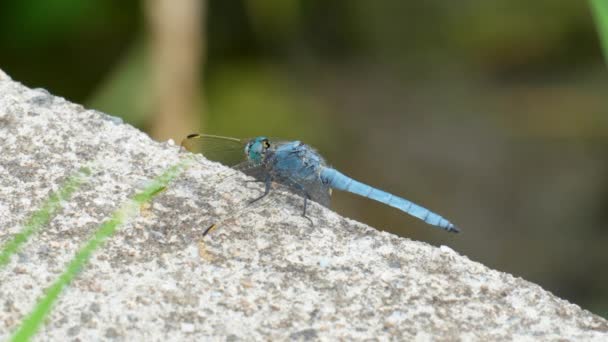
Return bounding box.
[249,176,271,204]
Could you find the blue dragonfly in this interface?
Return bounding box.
[182,134,459,234]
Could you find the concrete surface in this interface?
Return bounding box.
[0,69,607,341]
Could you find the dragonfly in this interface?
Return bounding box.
[182,134,459,234]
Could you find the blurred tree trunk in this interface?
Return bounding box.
[145,0,205,141]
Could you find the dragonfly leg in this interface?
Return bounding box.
[302,194,314,226]
[249,176,271,204]
[202,223,217,237]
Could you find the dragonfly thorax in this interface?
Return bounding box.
[244,136,271,165]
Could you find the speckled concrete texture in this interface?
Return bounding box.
[0,70,607,341]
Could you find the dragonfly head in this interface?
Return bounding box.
[245,136,271,165]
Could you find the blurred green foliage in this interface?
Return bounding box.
[205,63,331,143]
[0,0,140,100]
[88,41,152,127]
[0,0,607,319]
[591,0,608,65]
[244,0,301,44]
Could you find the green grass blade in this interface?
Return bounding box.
[0,167,91,268]
[10,158,192,342]
[590,0,608,65]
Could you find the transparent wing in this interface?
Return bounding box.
[300,177,332,208]
[233,161,268,182]
[204,175,331,237]
[181,134,248,167]
[279,173,332,208]
[268,139,297,149]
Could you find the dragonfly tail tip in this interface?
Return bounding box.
[449,225,460,233]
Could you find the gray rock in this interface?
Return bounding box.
[0,69,607,341]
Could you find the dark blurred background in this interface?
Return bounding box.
[1,0,607,318]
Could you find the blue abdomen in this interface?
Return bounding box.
[320,167,458,232]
